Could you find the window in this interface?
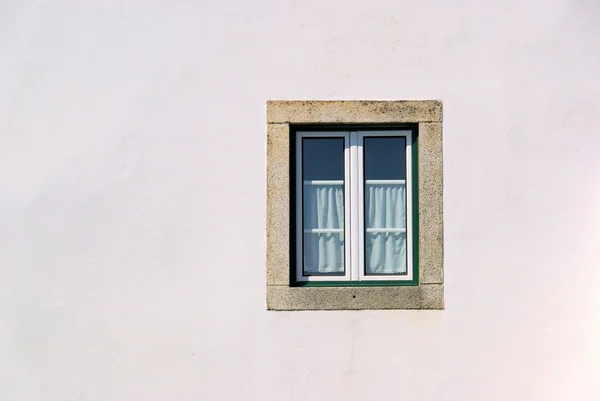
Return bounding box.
[266,101,443,310]
[296,130,417,285]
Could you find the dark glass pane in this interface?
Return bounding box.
[302,138,344,180]
[364,137,406,180]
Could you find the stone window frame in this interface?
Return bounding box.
[266,100,443,310]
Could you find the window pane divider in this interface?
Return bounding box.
[303,228,344,233]
[350,131,360,281]
[365,179,405,184]
[303,180,344,185]
[365,228,406,233]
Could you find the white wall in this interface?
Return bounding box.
[1,1,600,400]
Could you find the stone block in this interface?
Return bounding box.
[267,100,442,124]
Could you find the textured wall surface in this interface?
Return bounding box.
[1,1,600,400]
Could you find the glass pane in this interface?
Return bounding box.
[365,232,407,274]
[363,137,407,275]
[302,138,345,276]
[303,138,345,180]
[304,233,345,275]
[364,137,406,180]
[365,183,406,230]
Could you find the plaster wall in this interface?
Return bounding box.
[1,1,600,400]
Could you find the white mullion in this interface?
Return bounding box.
[343,132,352,282]
[354,132,363,282]
[357,132,365,281]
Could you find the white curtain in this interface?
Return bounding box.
[303,185,344,274]
[365,183,407,274]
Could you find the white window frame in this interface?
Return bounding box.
[357,130,413,281]
[296,129,413,283]
[296,132,351,282]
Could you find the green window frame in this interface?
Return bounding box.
[291,126,420,287]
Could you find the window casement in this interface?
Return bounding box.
[266,100,444,310]
[295,129,417,285]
